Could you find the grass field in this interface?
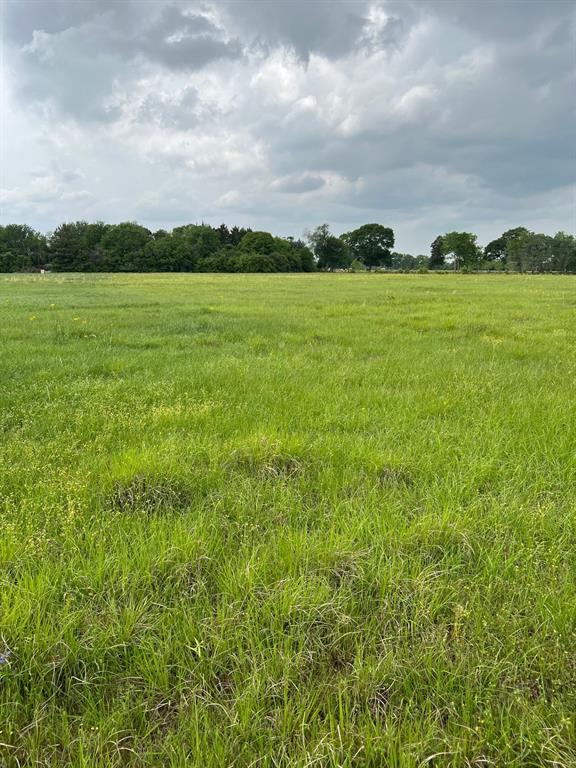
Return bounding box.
[0,273,575,767]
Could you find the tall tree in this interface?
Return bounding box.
[485,227,530,263]
[391,252,417,270]
[172,224,220,269]
[229,226,251,246]
[141,235,186,272]
[429,236,445,269]
[523,234,554,272]
[217,223,230,245]
[83,222,109,270]
[289,239,316,272]
[49,222,88,271]
[100,222,152,271]
[306,224,350,270]
[238,231,276,254]
[442,232,480,270]
[551,231,576,272]
[317,238,350,270]
[506,232,554,273]
[0,224,47,271]
[484,237,505,262]
[305,223,330,257]
[341,223,394,269]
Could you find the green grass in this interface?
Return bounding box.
[0,273,575,767]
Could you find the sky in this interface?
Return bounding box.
[1,0,575,253]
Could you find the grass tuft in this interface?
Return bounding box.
[110,475,192,515]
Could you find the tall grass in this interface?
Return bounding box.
[0,273,575,767]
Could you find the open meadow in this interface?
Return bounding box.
[0,273,575,767]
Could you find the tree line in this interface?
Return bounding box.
[0,220,574,273]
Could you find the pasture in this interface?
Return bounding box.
[0,273,575,767]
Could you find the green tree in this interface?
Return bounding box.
[341,223,394,269]
[306,224,350,270]
[442,232,480,271]
[100,222,152,271]
[551,231,576,272]
[141,235,187,272]
[172,225,220,269]
[525,234,554,272]
[283,238,315,272]
[229,226,251,246]
[295,243,316,272]
[320,237,350,270]
[0,249,16,272]
[217,224,230,245]
[485,228,530,264]
[391,252,416,271]
[429,236,445,269]
[238,230,276,255]
[47,221,107,272]
[484,236,505,262]
[505,235,525,272]
[506,232,554,273]
[232,252,277,272]
[306,224,329,258]
[49,222,85,271]
[350,258,367,272]
[0,224,47,271]
[83,222,109,270]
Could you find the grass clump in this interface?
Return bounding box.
[110,474,192,515]
[226,436,307,480]
[377,464,414,487]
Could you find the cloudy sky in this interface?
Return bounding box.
[1,0,575,252]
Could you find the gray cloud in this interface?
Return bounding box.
[418,0,575,39]
[136,87,204,130]
[5,2,242,122]
[2,0,574,252]
[132,5,243,70]
[1,0,115,44]
[221,0,370,60]
[273,174,326,194]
